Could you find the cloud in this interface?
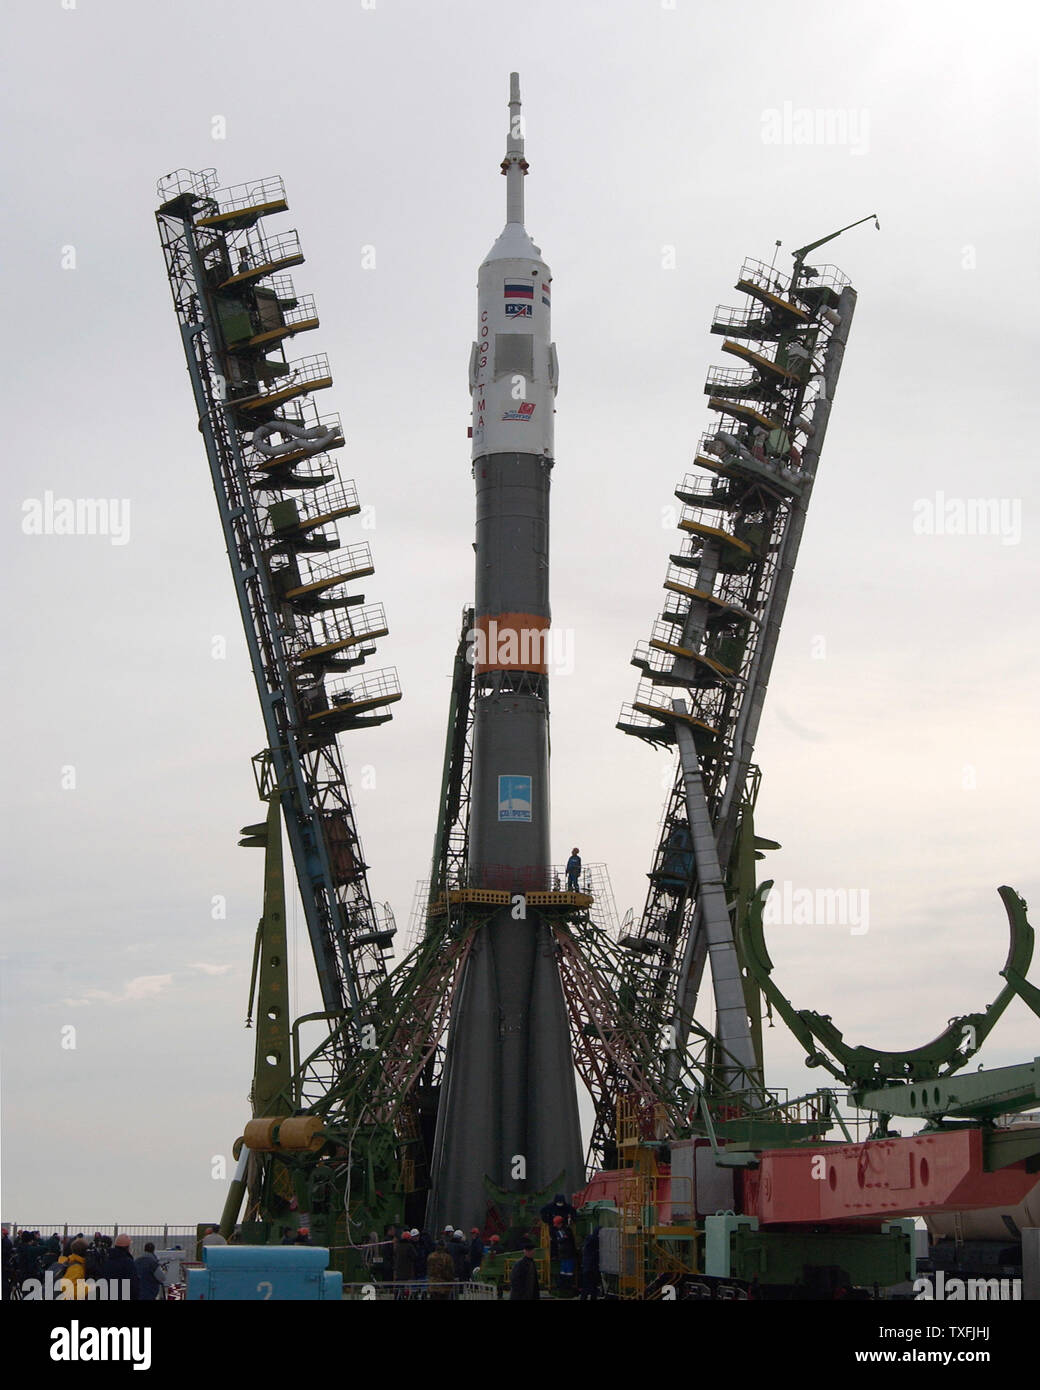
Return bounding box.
[186,962,233,976]
[62,974,174,1007]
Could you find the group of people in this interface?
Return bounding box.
[2,1227,167,1301]
[507,1194,602,1301]
[369,1224,487,1298]
[367,1194,602,1301]
[4,1203,604,1302]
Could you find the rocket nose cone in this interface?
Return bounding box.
[484,223,543,264]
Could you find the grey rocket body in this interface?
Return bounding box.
[428,76,585,1232]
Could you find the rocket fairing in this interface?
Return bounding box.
[428,75,585,1232]
[469,78,557,464]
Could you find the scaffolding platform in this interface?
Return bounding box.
[678,518,753,556]
[195,175,290,230]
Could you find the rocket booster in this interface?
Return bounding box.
[428,75,584,1232]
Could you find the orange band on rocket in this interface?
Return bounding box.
[473,613,551,673]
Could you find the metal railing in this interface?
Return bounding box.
[632,639,680,678]
[156,168,218,200]
[737,256,793,297]
[276,293,317,328]
[650,620,698,654]
[294,603,387,657]
[616,701,672,742]
[711,302,775,335]
[5,1224,199,1257]
[704,364,759,394]
[697,427,807,482]
[232,352,331,404]
[211,174,287,215]
[674,472,726,503]
[325,667,401,708]
[296,545,374,589]
[792,262,852,295]
[264,272,299,303]
[293,400,343,437]
[235,228,303,272]
[678,503,742,539]
[342,1280,498,1301]
[466,864,596,894]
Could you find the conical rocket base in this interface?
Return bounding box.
[428,905,585,1233]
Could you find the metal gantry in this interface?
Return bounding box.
[617,234,864,1092]
[427,608,476,914]
[155,169,401,1025]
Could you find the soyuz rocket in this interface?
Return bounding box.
[428,75,585,1230]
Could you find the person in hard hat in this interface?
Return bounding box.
[393,1229,417,1299]
[448,1229,468,1281]
[408,1228,428,1280]
[566,848,581,892]
[550,1216,577,1296]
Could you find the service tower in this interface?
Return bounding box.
[428,75,585,1231]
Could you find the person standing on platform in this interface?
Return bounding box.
[566,848,581,892]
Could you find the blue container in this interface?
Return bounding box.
[186,1245,342,1300]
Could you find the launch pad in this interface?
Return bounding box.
[154,76,1040,1298]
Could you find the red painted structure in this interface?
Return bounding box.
[746,1129,1038,1225]
[576,1128,1040,1227]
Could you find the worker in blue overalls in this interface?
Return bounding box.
[566,848,581,892]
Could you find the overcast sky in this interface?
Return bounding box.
[2,0,1038,1224]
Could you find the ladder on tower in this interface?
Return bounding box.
[617,242,861,1095]
[155,169,401,1025]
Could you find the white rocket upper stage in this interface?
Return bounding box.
[470,73,558,461]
